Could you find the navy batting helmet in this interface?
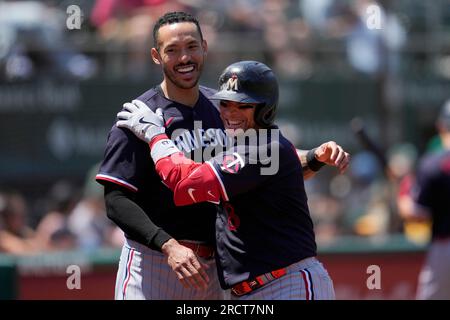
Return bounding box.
[211,61,279,128]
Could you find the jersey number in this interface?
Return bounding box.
[224,202,240,231]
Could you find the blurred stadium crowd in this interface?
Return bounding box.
[0,0,414,81]
[1,0,450,255]
[0,164,124,254]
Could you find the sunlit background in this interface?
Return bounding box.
[1,0,450,299]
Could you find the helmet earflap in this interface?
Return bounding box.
[255,104,276,128]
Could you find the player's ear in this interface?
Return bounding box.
[151,47,161,65]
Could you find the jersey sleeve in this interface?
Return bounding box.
[96,126,152,192]
[153,152,225,206]
[153,144,273,206]
[206,144,274,199]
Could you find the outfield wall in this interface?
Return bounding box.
[0,235,426,300]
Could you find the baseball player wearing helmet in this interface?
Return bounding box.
[96,12,347,300]
[117,61,350,300]
[398,99,450,299]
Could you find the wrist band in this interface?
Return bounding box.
[306,148,326,172]
[151,138,180,163]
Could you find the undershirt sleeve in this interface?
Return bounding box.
[104,183,172,251]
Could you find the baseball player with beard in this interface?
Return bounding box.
[97,11,225,300]
[116,60,350,300]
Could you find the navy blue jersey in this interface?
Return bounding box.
[96,85,226,244]
[416,150,450,239]
[207,128,317,288]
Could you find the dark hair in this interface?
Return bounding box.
[152,11,203,49]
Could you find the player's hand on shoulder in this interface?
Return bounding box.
[315,141,350,174]
[116,99,165,143]
[161,239,210,290]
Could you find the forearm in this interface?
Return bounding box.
[154,152,199,190]
[104,184,172,251]
[297,148,325,180]
[155,157,223,206]
[150,135,223,205]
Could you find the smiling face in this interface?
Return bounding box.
[219,100,258,132]
[151,22,207,90]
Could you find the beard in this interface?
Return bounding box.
[162,61,203,90]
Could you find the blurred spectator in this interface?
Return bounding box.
[0,191,39,254]
[263,0,313,79]
[35,180,80,251]
[300,0,333,33]
[91,0,171,29]
[388,143,418,182]
[25,167,123,253]
[397,99,450,299]
[0,1,97,81]
[68,163,124,251]
[306,182,344,244]
[339,151,391,236]
[90,0,186,79]
[323,0,405,75]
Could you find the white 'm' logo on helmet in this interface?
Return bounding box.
[226,74,239,91]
